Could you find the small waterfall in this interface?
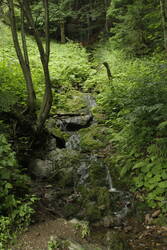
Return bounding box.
[106,166,119,193]
[114,201,131,223]
[77,154,98,185]
[56,119,67,131]
[65,133,81,151]
[83,94,96,109]
[77,161,89,184]
[106,166,132,221]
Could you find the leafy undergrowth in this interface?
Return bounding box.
[0,21,92,113]
[0,22,167,249]
[93,41,167,213]
[0,134,37,249]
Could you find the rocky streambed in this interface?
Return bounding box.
[12,90,167,249]
[29,91,133,224]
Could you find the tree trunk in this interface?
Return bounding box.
[20,5,36,113]
[103,62,112,80]
[160,0,167,51]
[22,0,52,132]
[104,0,109,32]
[60,21,65,43]
[7,0,36,113]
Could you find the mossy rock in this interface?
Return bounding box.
[78,187,112,221]
[79,124,112,152]
[48,149,81,169]
[55,90,93,114]
[88,161,106,186]
[65,91,88,113]
[45,118,70,141]
[92,105,107,123]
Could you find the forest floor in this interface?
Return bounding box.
[11,210,167,250]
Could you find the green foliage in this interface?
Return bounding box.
[107,0,163,55]
[32,0,75,36]
[47,236,69,250]
[0,134,36,247]
[95,44,167,212]
[31,0,108,42]
[0,22,92,113]
[0,59,26,109]
[74,221,90,239]
[50,42,90,88]
[79,125,107,152]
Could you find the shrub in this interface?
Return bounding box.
[95,47,167,212]
[0,134,36,247]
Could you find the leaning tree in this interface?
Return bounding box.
[6,0,52,132]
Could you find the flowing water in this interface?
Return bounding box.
[65,133,81,151]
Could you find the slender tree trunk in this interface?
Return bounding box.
[60,21,65,43]
[7,0,36,112]
[103,62,112,81]
[22,0,52,132]
[104,0,109,32]
[160,0,167,51]
[20,5,36,112]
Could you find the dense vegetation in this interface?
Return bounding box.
[0,0,167,248]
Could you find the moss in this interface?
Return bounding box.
[152,214,167,226]
[55,90,90,114]
[79,124,111,152]
[51,127,70,141]
[78,186,112,221]
[65,91,87,113]
[107,231,131,250]
[92,106,107,123]
[48,149,81,169]
[85,202,102,222]
[88,161,106,186]
[45,118,70,141]
[96,187,111,210]
[59,167,74,187]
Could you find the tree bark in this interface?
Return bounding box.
[60,21,65,43]
[160,0,167,51]
[22,0,52,132]
[7,0,36,113]
[103,62,112,80]
[20,4,36,112]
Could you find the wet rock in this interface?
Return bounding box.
[68,241,85,250]
[45,118,70,141]
[124,225,133,233]
[57,91,96,114]
[83,94,96,109]
[79,124,112,152]
[29,159,53,178]
[145,213,153,225]
[103,216,114,228]
[47,137,57,151]
[68,240,102,250]
[69,218,80,225]
[152,209,161,218]
[77,161,89,184]
[57,113,93,131]
[66,134,81,150]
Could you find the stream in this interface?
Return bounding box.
[24,91,167,249]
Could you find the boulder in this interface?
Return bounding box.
[58,113,93,130]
